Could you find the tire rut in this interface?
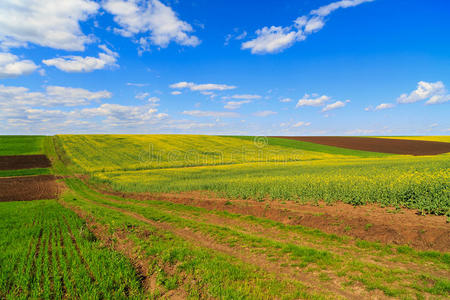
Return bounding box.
[60,201,188,299]
[86,199,365,299]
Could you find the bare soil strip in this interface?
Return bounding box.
[105,190,450,252]
[0,155,51,170]
[271,136,450,155]
[0,175,59,202]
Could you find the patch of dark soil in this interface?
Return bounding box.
[0,175,59,201]
[0,155,51,170]
[271,136,450,155]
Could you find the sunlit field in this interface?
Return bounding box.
[58,135,449,216]
[1,135,449,299]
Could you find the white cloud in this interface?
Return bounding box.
[148,96,160,105]
[253,110,277,117]
[182,110,239,118]
[292,121,311,127]
[280,97,292,103]
[135,92,150,100]
[223,94,261,100]
[42,45,118,72]
[296,94,330,107]
[171,91,182,95]
[127,82,148,87]
[397,81,450,105]
[242,0,373,54]
[200,91,217,98]
[103,0,200,52]
[0,52,38,78]
[81,103,166,125]
[322,100,349,112]
[311,0,374,17]
[242,26,302,54]
[375,103,395,110]
[0,84,111,107]
[224,100,251,110]
[0,0,99,51]
[170,82,236,91]
[225,30,247,46]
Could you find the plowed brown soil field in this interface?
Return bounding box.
[271,136,450,155]
[0,155,51,170]
[0,175,59,201]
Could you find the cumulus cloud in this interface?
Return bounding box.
[224,100,251,110]
[242,0,373,54]
[0,0,98,51]
[170,82,236,91]
[0,84,111,107]
[0,84,163,132]
[0,52,38,78]
[242,26,301,54]
[296,94,330,107]
[397,81,450,105]
[103,0,200,52]
[182,110,239,118]
[322,100,349,112]
[296,93,349,113]
[171,91,182,95]
[42,45,118,72]
[280,97,292,103]
[253,110,277,117]
[81,103,166,125]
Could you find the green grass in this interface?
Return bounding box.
[228,136,393,157]
[61,178,450,299]
[63,181,323,299]
[0,200,144,299]
[0,136,46,155]
[0,168,51,177]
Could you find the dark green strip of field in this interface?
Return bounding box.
[0,168,51,177]
[0,136,46,156]
[227,136,392,158]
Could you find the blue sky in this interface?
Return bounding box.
[0,0,449,135]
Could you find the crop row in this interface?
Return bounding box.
[0,200,144,298]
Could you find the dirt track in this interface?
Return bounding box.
[102,190,450,252]
[0,155,51,170]
[0,175,59,201]
[271,136,450,155]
